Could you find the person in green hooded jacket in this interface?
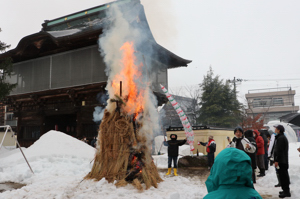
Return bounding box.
[204,148,262,199]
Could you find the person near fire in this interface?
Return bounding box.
[198,135,216,169]
[204,148,263,199]
[253,129,266,177]
[163,134,187,176]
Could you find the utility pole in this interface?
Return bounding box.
[227,77,243,98]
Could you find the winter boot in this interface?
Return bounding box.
[279,190,291,198]
[173,168,178,176]
[275,173,281,187]
[166,168,172,175]
[257,169,265,177]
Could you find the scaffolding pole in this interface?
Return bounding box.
[0,125,34,174]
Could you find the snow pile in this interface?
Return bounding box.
[47,29,81,38]
[0,130,299,198]
[0,131,95,185]
[0,131,205,199]
[0,130,95,166]
[0,146,22,159]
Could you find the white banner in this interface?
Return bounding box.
[160,84,195,151]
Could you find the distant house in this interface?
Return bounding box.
[160,95,196,128]
[0,104,16,128]
[245,87,299,123]
[0,0,191,147]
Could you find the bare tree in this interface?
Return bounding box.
[183,84,201,125]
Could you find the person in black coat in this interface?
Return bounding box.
[163,134,187,176]
[272,125,291,198]
[244,130,257,183]
[198,135,216,169]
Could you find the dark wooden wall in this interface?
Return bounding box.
[6,83,106,147]
[0,102,4,126]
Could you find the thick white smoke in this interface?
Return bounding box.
[98,2,161,145]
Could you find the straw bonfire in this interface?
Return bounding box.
[85,42,163,190]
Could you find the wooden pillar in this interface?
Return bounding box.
[40,112,46,136]
[16,110,22,147]
[76,108,82,138]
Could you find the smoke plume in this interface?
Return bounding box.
[98,2,161,146]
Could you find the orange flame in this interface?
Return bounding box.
[112,42,145,115]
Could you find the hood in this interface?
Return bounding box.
[205,148,254,193]
[244,130,254,138]
[170,134,177,140]
[253,129,260,137]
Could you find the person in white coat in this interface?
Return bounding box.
[268,130,281,187]
[227,126,256,154]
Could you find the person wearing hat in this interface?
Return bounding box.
[163,134,187,176]
[198,135,216,169]
[272,124,291,198]
[227,126,256,154]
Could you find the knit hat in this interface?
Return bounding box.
[234,126,244,134]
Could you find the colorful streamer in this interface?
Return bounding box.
[160,84,195,151]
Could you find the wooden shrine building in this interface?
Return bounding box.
[0,0,191,147]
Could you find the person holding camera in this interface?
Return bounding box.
[227,126,256,154]
[198,135,216,169]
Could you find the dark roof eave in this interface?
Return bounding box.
[0,30,192,68]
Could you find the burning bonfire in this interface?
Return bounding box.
[85,42,163,190]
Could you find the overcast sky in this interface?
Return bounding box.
[1,0,300,109]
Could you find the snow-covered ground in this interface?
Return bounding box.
[0,130,299,199]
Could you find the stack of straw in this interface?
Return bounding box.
[85,101,162,190]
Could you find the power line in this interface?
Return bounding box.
[241,78,300,82]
